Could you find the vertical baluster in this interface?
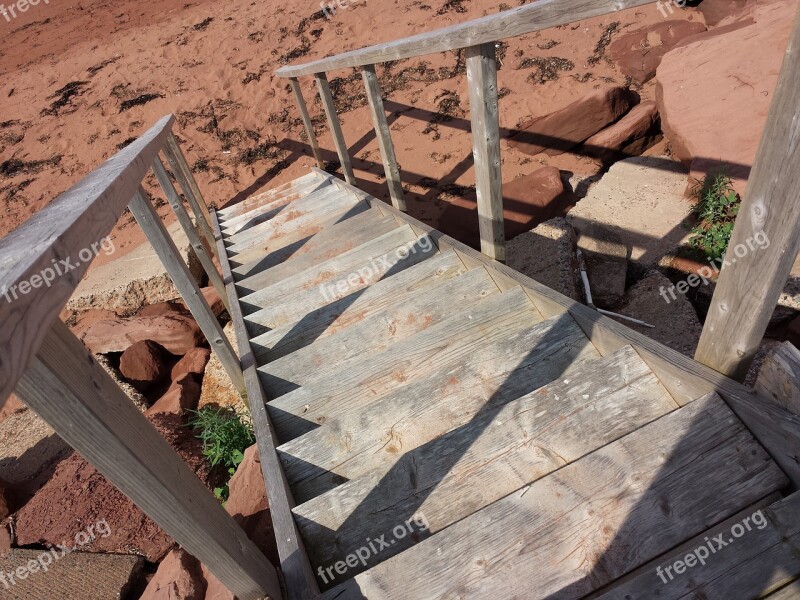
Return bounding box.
[290,77,325,169]
[315,72,357,185]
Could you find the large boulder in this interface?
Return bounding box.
[507,87,640,157]
[146,374,202,416]
[583,102,662,163]
[506,217,579,300]
[608,20,707,84]
[698,0,751,26]
[172,347,212,381]
[567,156,693,273]
[437,166,572,249]
[141,548,206,600]
[119,340,169,392]
[80,313,204,355]
[656,0,798,195]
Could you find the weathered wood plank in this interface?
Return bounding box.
[225,185,350,249]
[218,171,322,219]
[290,77,325,169]
[317,167,800,488]
[320,394,788,599]
[278,307,596,501]
[152,157,230,313]
[236,212,398,294]
[755,341,800,416]
[248,250,468,357]
[229,203,372,271]
[260,266,499,394]
[0,114,174,405]
[211,211,319,600]
[239,225,417,311]
[275,0,658,78]
[593,491,800,599]
[129,188,245,394]
[221,178,333,235]
[767,581,800,599]
[696,12,800,379]
[361,65,405,211]
[315,73,356,185]
[466,42,504,262]
[267,286,540,441]
[15,321,281,600]
[163,133,219,261]
[295,346,676,582]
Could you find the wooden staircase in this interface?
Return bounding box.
[212,168,800,599]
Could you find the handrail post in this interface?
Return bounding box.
[289,77,325,169]
[314,72,357,185]
[151,157,232,314]
[162,133,220,261]
[361,65,406,211]
[695,11,800,380]
[466,42,505,262]
[129,187,246,395]
[15,320,282,600]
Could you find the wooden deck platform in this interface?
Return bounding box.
[213,169,800,600]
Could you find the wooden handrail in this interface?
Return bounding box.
[274,0,657,78]
[0,114,175,404]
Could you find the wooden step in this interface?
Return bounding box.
[277,306,599,502]
[239,231,437,321]
[318,393,788,599]
[229,202,373,270]
[239,224,421,312]
[221,177,334,235]
[236,210,399,294]
[225,185,355,251]
[258,267,500,396]
[217,171,322,219]
[265,286,543,443]
[294,345,677,586]
[593,490,800,599]
[248,250,469,358]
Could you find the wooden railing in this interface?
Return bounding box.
[0,115,282,600]
[275,0,660,261]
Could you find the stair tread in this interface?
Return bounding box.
[293,345,677,585]
[240,233,438,326]
[239,224,421,312]
[265,287,544,444]
[277,306,598,502]
[317,393,788,599]
[217,171,322,219]
[258,267,500,395]
[248,250,469,358]
[221,177,334,235]
[236,209,398,293]
[225,185,353,250]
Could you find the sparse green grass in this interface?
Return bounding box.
[188,406,255,502]
[688,173,741,261]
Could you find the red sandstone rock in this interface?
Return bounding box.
[583,102,662,162]
[508,87,639,157]
[146,374,202,416]
[608,20,706,84]
[656,0,796,196]
[138,301,191,318]
[81,314,204,355]
[201,287,226,319]
[0,393,26,422]
[141,548,207,600]
[0,524,10,557]
[119,340,169,392]
[171,347,211,381]
[698,0,750,25]
[438,166,572,248]
[0,479,9,520]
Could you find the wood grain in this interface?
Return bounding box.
[15,321,281,600]
[755,341,800,416]
[696,11,800,379]
[274,0,658,77]
[315,73,356,185]
[218,171,321,219]
[0,114,174,405]
[290,77,325,169]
